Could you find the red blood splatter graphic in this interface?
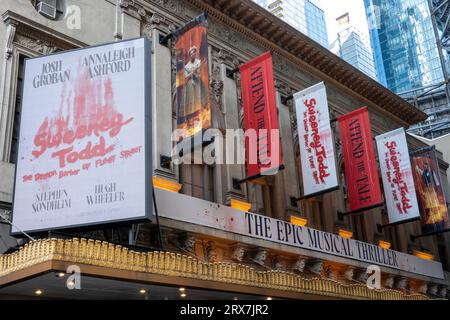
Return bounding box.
[32,67,133,168]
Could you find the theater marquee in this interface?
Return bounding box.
[155,189,444,280]
[12,38,152,235]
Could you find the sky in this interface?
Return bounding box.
[311,0,371,46]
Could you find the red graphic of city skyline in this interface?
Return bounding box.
[32,66,134,169]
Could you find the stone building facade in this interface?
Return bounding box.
[0,0,449,299]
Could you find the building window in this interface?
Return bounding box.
[248,183,275,218]
[10,55,26,164]
[437,235,449,271]
[180,164,215,202]
[32,0,66,20]
[351,214,367,242]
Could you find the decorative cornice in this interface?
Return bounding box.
[178,0,426,126]
[2,10,85,51]
[0,238,437,300]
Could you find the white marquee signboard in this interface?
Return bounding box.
[376,128,420,224]
[12,38,152,234]
[156,189,444,280]
[294,82,338,197]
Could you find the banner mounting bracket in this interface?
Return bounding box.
[337,202,385,220]
[226,67,240,79]
[281,95,293,105]
[410,228,450,241]
[376,218,420,233]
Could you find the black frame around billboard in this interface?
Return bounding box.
[10,37,153,237]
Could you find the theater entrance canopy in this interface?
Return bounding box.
[0,189,447,300]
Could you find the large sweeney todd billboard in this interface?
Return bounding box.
[12,38,152,234]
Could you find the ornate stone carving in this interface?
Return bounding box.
[0,209,11,222]
[210,51,225,129]
[324,266,336,280]
[343,267,355,281]
[4,20,18,60]
[141,12,177,38]
[231,245,246,262]
[290,111,299,147]
[293,257,308,273]
[438,286,447,298]
[427,284,438,296]
[252,248,268,266]
[272,256,284,271]
[384,276,395,289]
[275,77,295,102]
[121,0,148,20]
[208,22,240,47]
[354,269,368,283]
[151,0,185,15]
[306,259,323,274]
[205,241,218,263]
[394,277,408,290]
[416,283,428,294]
[15,34,57,55]
[180,234,197,253]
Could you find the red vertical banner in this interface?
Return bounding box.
[338,107,383,211]
[240,52,283,179]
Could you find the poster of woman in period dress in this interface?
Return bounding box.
[174,15,211,140]
[411,146,450,234]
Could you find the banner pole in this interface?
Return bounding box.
[226,67,240,79]
[337,202,385,220]
[233,165,286,188]
[410,228,450,241]
[159,12,209,47]
[376,218,421,233]
[295,186,340,202]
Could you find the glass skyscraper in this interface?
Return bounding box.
[330,13,378,80]
[254,0,329,48]
[364,0,445,94]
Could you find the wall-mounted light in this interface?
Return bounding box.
[379,240,391,250]
[35,289,43,296]
[290,216,308,227]
[153,177,182,193]
[413,250,434,261]
[339,229,353,239]
[230,199,252,212]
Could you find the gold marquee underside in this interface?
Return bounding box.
[0,238,435,300]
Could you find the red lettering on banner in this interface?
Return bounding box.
[385,141,412,214]
[59,169,80,179]
[240,52,283,179]
[120,146,142,159]
[52,136,115,168]
[338,107,382,211]
[35,170,57,181]
[96,155,116,167]
[31,72,133,169]
[303,98,330,184]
